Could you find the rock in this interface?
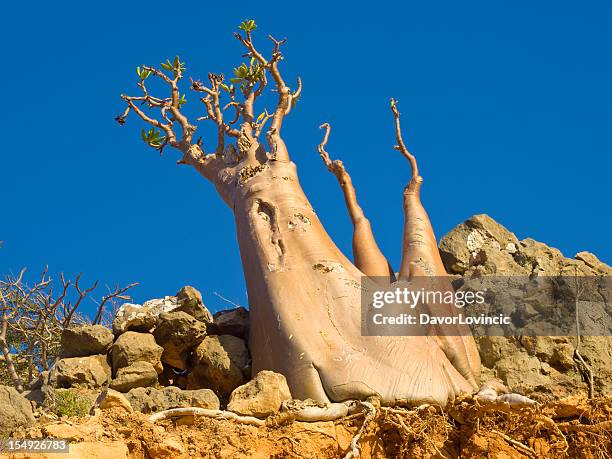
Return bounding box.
[210,307,249,339]
[440,215,612,399]
[438,214,522,275]
[126,386,220,413]
[112,297,179,334]
[0,385,35,436]
[147,436,187,459]
[175,286,214,323]
[110,361,158,392]
[227,370,292,418]
[95,388,133,412]
[188,335,250,397]
[54,355,111,389]
[153,311,207,370]
[111,331,163,374]
[61,324,114,358]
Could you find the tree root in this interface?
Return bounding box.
[475,381,538,407]
[147,407,265,426]
[342,401,377,459]
[491,429,538,458]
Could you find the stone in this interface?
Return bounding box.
[111,331,163,374]
[153,311,206,370]
[210,307,249,339]
[61,324,114,358]
[175,286,214,323]
[95,388,133,412]
[188,335,250,397]
[0,385,35,436]
[110,361,158,392]
[112,297,179,334]
[54,355,111,389]
[147,436,187,459]
[126,386,220,413]
[227,370,292,418]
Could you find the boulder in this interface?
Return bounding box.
[54,355,111,389]
[110,361,158,392]
[61,324,114,358]
[112,297,179,334]
[126,386,220,413]
[113,290,214,335]
[147,436,187,459]
[95,388,133,412]
[187,335,250,397]
[153,311,206,370]
[210,307,249,339]
[111,331,163,374]
[440,214,612,399]
[175,286,214,323]
[227,370,292,418]
[0,385,35,436]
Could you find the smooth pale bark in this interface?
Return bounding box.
[194,149,480,406]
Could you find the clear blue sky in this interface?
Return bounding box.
[1,1,610,316]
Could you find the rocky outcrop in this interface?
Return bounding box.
[0,385,35,435]
[210,307,249,339]
[95,388,133,412]
[153,311,206,370]
[126,386,220,413]
[113,287,214,335]
[61,325,114,358]
[227,370,291,418]
[54,355,111,389]
[440,214,612,399]
[111,331,163,375]
[175,286,214,323]
[188,335,250,397]
[110,361,158,392]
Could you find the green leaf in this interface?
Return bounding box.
[229,77,242,84]
[141,128,147,142]
[173,55,180,68]
[219,83,229,92]
[256,112,266,123]
[136,66,141,77]
[161,61,173,71]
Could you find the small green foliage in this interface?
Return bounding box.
[161,56,186,77]
[136,66,151,80]
[52,390,92,418]
[141,127,166,148]
[238,19,256,32]
[178,93,187,107]
[255,111,266,124]
[230,60,264,89]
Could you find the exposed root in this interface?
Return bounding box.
[281,399,351,421]
[343,401,377,459]
[147,407,265,426]
[492,429,538,458]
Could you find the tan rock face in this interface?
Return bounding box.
[111,331,163,375]
[153,311,206,370]
[175,286,214,323]
[126,386,220,413]
[110,361,158,392]
[0,385,35,436]
[61,325,114,358]
[188,335,250,397]
[440,214,612,399]
[96,388,133,412]
[227,370,292,418]
[210,307,249,339]
[54,355,111,389]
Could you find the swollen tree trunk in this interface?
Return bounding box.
[199,152,478,405]
[117,25,481,406]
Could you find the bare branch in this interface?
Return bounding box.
[390,98,421,193]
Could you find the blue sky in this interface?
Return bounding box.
[1,1,610,316]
